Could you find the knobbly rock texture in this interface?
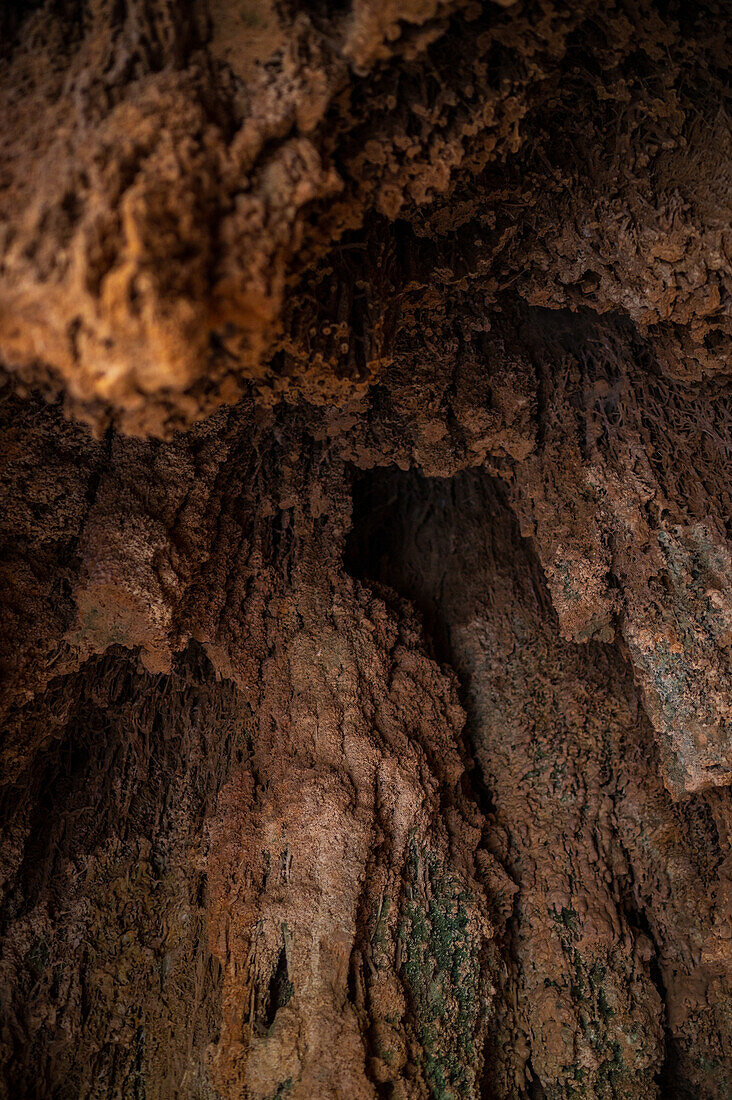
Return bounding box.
[0,1,730,1098]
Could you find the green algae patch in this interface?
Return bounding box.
[398,842,487,1100]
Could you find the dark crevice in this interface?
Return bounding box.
[527,1060,547,1099]
[622,899,673,1092]
[345,467,503,820]
[258,945,294,1033]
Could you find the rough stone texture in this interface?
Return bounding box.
[0,1,731,1098]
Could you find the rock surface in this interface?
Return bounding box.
[0,1,730,1097]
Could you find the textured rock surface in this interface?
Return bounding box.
[0,1,731,1097]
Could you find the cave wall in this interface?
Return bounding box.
[0,1,730,1098]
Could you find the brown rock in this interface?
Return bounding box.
[1,2,730,1097]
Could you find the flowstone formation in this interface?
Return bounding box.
[0,1,730,1098]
